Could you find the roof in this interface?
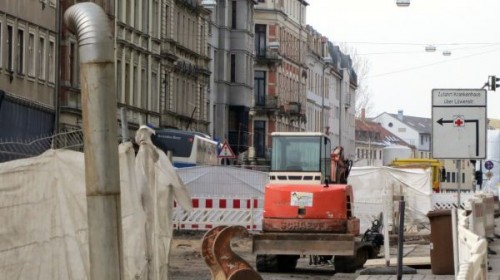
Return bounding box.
[374,112,432,134]
[271,132,326,137]
[355,118,413,148]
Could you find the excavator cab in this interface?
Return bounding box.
[269,132,332,185]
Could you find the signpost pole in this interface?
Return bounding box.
[457,160,461,206]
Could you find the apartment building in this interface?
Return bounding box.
[0,1,57,152]
[204,0,256,155]
[57,0,212,140]
[355,113,413,167]
[161,0,211,134]
[251,0,308,163]
[304,26,357,158]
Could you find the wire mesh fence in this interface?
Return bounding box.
[0,129,84,163]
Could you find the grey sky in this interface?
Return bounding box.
[306,0,500,119]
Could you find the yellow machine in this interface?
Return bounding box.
[389,158,444,192]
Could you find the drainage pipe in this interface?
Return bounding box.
[64,3,122,279]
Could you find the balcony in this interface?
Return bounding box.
[287,102,301,114]
[255,48,283,66]
[252,95,282,116]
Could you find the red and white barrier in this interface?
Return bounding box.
[173,197,264,231]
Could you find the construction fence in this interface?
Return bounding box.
[0,129,83,163]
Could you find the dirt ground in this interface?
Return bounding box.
[169,230,433,280]
[169,230,361,280]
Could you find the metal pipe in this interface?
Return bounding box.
[64,3,122,279]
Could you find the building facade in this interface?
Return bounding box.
[58,0,211,142]
[205,0,256,156]
[250,0,309,165]
[0,0,58,161]
[372,110,432,158]
[160,0,211,134]
[355,113,413,167]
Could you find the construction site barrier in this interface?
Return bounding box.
[453,193,494,279]
[172,197,264,231]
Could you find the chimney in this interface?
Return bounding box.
[361,108,366,120]
[397,110,404,121]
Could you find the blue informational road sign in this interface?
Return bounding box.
[485,160,494,170]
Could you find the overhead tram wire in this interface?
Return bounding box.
[367,47,500,79]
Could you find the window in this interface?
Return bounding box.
[116,59,122,101]
[133,64,139,106]
[254,71,266,106]
[231,1,237,29]
[48,39,55,82]
[420,135,424,145]
[117,0,123,21]
[151,63,159,112]
[255,24,266,56]
[165,5,170,37]
[152,0,159,37]
[125,62,130,104]
[141,68,147,108]
[69,42,79,86]
[126,0,131,24]
[254,120,266,157]
[142,0,148,32]
[0,21,2,68]
[230,54,236,82]
[38,36,46,80]
[27,32,35,76]
[7,25,13,71]
[134,0,139,28]
[17,28,24,74]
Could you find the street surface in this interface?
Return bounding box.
[169,231,434,280]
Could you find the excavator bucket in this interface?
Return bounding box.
[201,225,262,280]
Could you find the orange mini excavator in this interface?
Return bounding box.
[252,132,383,273]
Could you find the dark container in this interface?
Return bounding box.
[427,209,454,275]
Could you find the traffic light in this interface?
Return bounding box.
[475,170,483,186]
[488,75,500,91]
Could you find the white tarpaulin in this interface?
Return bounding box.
[0,127,191,280]
[349,166,432,232]
[177,166,268,197]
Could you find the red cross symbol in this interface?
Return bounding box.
[454,118,464,127]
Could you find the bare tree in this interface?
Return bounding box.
[339,43,374,118]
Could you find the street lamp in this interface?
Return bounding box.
[201,0,217,7]
[425,45,436,52]
[396,0,410,7]
[321,56,333,133]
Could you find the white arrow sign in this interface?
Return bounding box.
[432,89,487,159]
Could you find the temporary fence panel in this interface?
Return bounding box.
[456,237,488,280]
[349,166,432,233]
[432,191,476,209]
[455,197,490,280]
[172,197,264,231]
[470,198,486,238]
